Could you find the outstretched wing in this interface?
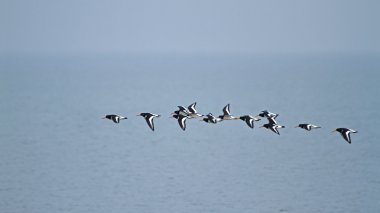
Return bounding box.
[341,131,351,144]
[245,117,254,128]
[305,124,312,131]
[267,116,277,125]
[112,116,119,123]
[271,113,279,119]
[178,106,187,111]
[223,104,231,115]
[145,115,155,131]
[270,125,280,135]
[188,102,197,114]
[177,115,187,131]
[177,106,189,115]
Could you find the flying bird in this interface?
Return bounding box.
[102,114,127,123]
[257,110,279,119]
[201,113,221,124]
[137,113,160,131]
[260,116,284,135]
[295,124,321,131]
[218,104,239,120]
[170,114,188,131]
[187,102,203,118]
[239,115,261,129]
[265,116,278,125]
[332,128,358,144]
[171,106,190,117]
[260,123,285,135]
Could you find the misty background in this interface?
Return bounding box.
[1,0,379,55]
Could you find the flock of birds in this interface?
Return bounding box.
[102,102,358,144]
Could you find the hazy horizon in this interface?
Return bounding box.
[2,0,379,55]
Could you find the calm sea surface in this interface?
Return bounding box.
[1,53,379,213]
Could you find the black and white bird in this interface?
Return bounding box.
[260,117,285,135]
[260,123,285,135]
[187,102,203,118]
[137,113,160,131]
[239,115,261,129]
[332,128,358,144]
[257,110,279,119]
[201,113,221,124]
[218,104,239,120]
[170,114,188,131]
[102,114,127,123]
[295,124,321,131]
[172,106,190,117]
[266,116,278,125]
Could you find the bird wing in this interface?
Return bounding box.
[177,106,189,115]
[270,125,280,135]
[145,115,155,131]
[223,104,231,115]
[305,124,312,131]
[178,106,187,111]
[245,117,254,128]
[177,115,187,131]
[271,113,279,119]
[267,117,277,125]
[112,116,119,123]
[341,131,351,144]
[188,102,197,114]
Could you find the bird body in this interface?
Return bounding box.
[137,113,160,131]
[187,102,203,118]
[102,114,127,123]
[170,114,188,131]
[201,113,221,123]
[239,115,261,128]
[258,110,279,119]
[260,123,285,135]
[333,128,357,144]
[260,116,284,135]
[296,124,321,131]
[219,104,239,120]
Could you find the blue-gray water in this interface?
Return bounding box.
[1,53,379,213]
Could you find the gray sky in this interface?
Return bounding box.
[1,0,379,54]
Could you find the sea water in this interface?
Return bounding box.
[1,53,379,213]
